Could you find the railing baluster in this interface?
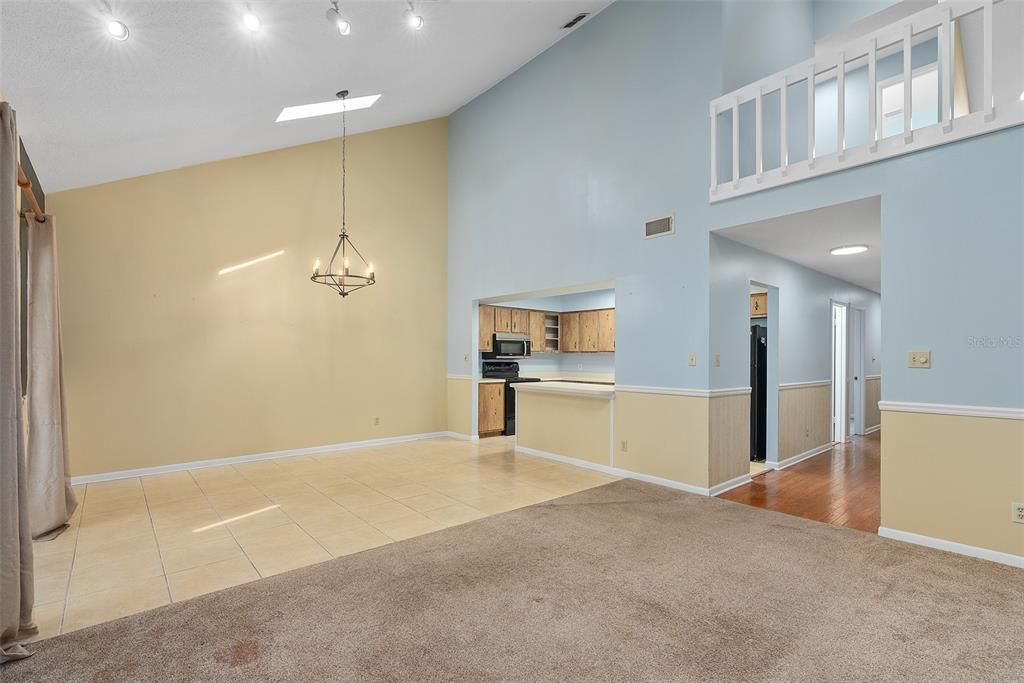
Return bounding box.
[941,8,953,132]
[807,65,815,167]
[780,78,788,176]
[732,96,740,188]
[755,89,763,180]
[710,103,718,193]
[837,53,846,160]
[983,0,994,120]
[868,38,877,152]
[903,23,913,142]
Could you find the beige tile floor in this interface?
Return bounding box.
[30,436,617,639]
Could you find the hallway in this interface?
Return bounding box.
[721,432,881,533]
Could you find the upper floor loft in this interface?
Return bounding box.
[710,0,1024,202]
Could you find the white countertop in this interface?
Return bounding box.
[513,381,615,399]
[478,378,506,384]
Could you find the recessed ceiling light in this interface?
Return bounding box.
[829,245,869,256]
[106,19,129,41]
[275,94,381,123]
[242,11,261,32]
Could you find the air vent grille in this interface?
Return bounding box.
[644,216,674,239]
[562,13,589,29]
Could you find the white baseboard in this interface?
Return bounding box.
[766,442,833,471]
[443,431,479,442]
[709,473,753,496]
[71,431,452,485]
[863,424,881,435]
[878,527,1024,569]
[516,444,720,497]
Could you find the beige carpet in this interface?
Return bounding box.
[5,479,1023,682]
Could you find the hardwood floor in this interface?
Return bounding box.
[720,432,880,533]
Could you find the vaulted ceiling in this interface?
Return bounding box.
[1,0,611,191]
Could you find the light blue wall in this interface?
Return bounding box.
[812,0,898,41]
[710,234,881,389]
[450,0,1024,409]
[499,289,615,312]
[516,352,616,379]
[449,0,723,390]
[721,0,814,92]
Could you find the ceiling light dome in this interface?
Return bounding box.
[106,19,129,41]
[829,245,869,256]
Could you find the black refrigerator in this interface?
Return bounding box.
[750,324,767,462]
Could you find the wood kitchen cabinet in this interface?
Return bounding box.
[510,308,529,334]
[478,382,505,437]
[560,312,579,352]
[579,311,599,352]
[479,305,495,352]
[750,292,767,319]
[597,309,615,352]
[494,307,512,333]
[529,311,547,354]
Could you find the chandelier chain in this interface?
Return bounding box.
[341,91,347,236]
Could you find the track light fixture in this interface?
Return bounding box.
[403,2,424,30]
[106,19,129,40]
[242,3,261,32]
[326,1,351,36]
[100,1,129,41]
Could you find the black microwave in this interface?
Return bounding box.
[483,333,532,359]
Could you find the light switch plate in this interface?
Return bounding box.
[688,353,697,367]
[714,354,721,367]
[907,351,931,368]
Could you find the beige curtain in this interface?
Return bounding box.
[0,103,36,661]
[27,215,76,539]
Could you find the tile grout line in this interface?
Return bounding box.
[187,468,263,582]
[137,476,174,605]
[56,484,88,635]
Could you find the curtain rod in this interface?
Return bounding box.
[17,162,46,223]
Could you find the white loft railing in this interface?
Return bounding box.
[709,0,1024,202]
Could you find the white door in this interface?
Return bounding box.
[849,307,866,436]
[831,302,848,443]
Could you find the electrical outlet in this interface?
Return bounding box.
[688,353,697,367]
[1012,502,1024,524]
[714,354,721,367]
[907,351,931,368]
[621,440,628,452]
[373,416,381,426]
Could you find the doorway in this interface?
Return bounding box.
[831,301,848,443]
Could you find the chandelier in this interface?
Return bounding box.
[311,90,375,297]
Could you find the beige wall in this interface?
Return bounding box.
[881,410,1024,557]
[517,393,612,466]
[49,119,449,476]
[446,378,472,437]
[614,391,711,488]
[778,384,832,460]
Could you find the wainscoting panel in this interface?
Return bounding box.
[778,383,831,461]
[446,377,473,437]
[614,391,711,489]
[865,377,881,431]
[709,394,751,487]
